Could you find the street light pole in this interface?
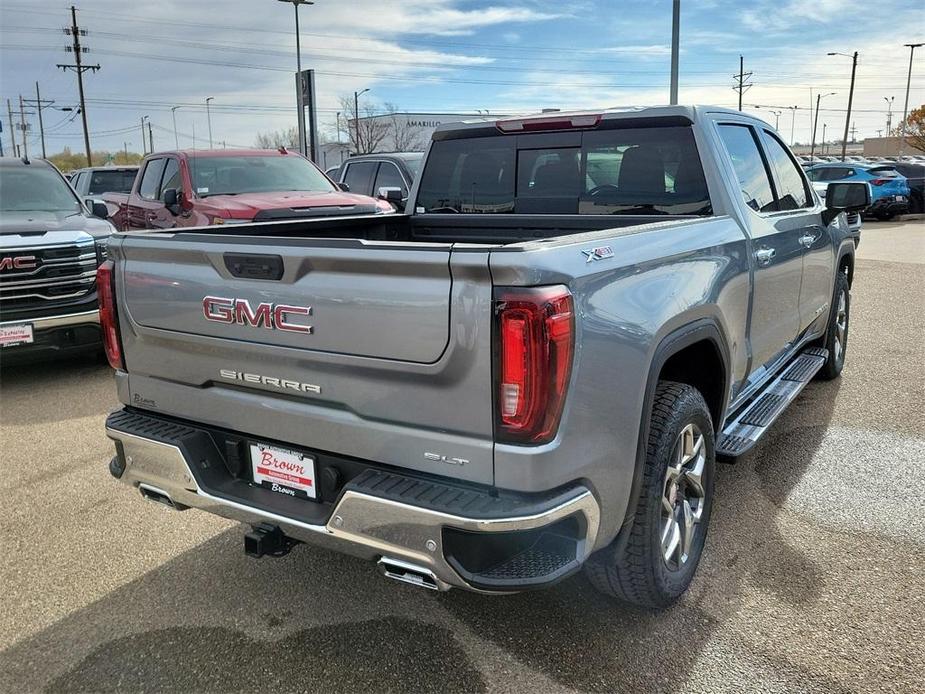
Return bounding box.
[822,123,827,154]
[206,96,214,149]
[354,88,369,153]
[770,110,781,130]
[669,0,680,105]
[828,51,858,161]
[277,0,313,157]
[788,105,798,145]
[171,106,180,149]
[900,43,922,155]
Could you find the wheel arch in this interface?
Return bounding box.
[620,319,730,530]
[838,247,855,288]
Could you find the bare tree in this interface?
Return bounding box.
[255,127,299,150]
[338,95,391,154]
[384,102,427,152]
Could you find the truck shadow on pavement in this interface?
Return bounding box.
[438,380,842,693]
[0,381,842,694]
[0,354,117,426]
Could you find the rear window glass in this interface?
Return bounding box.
[86,169,136,195]
[416,126,711,216]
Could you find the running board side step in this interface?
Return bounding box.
[717,347,828,461]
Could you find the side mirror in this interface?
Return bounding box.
[90,201,109,220]
[823,181,871,225]
[377,186,404,205]
[337,182,350,192]
[163,188,181,215]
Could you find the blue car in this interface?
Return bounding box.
[806,163,910,220]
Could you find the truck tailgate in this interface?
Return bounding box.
[112,234,496,484]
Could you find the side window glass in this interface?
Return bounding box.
[761,131,810,210]
[138,159,166,200]
[159,158,181,200]
[343,161,377,196]
[717,124,776,213]
[373,162,406,195]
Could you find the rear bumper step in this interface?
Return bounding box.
[717,347,828,460]
[105,408,600,592]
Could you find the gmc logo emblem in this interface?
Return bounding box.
[202,296,312,334]
[0,255,38,271]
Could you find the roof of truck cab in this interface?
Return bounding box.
[149,148,306,159]
[434,105,767,136]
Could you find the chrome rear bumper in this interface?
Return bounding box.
[106,422,600,592]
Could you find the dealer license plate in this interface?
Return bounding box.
[0,323,34,348]
[250,443,316,499]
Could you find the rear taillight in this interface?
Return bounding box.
[495,286,574,444]
[870,178,887,186]
[96,260,124,370]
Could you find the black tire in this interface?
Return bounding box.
[817,269,850,380]
[584,381,715,608]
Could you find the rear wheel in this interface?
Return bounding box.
[585,382,715,608]
[817,270,850,380]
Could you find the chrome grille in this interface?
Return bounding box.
[0,239,97,306]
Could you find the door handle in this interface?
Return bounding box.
[755,247,776,266]
[799,234,816,248]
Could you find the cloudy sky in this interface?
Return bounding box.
[0,0,922,156]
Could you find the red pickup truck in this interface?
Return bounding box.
[103,148,392,230]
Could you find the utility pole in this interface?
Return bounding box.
[22,82,54,158]
[822,123,827,154]
[140,115,148,155]
[810,92,835,160]
[828,51,857,161]
[669,0,680,105]
[18,96,28,159]
[733,56,753,111]
[148,120,154,154]
[850,122,857,142]
[206,96,214,149]
[123,141,129,161]
[900,43,922,155]
[57,5,99,166]
[354,88,369,153]
[7,99,16,156]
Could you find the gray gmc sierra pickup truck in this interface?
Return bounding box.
[101,106,869,607]
[1,157,114,362]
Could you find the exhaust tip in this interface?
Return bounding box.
[377,557,442,591]
[139,484,179,510]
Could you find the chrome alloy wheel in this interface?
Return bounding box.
[661,423,707,569]
[834,289,848,364]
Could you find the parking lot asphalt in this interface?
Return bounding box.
[1,221,923,694]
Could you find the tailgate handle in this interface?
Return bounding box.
[224,253,285,281]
